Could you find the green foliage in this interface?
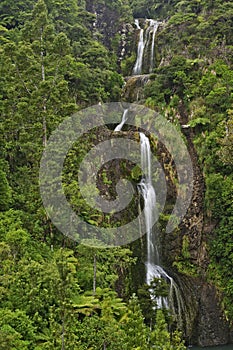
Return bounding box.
[218,110,233,165]
[150,309,171,348]
[0,167,12,211]
[76,244,136,292]
[0,0,124,244]
[129,0,179,19]
[0,309,36,349]
[121,52,136,76]
[173,236,198,277]
[131,164,142,181]
[77,314,126,350]
[144,55,200,115]
[2,0,233,344]
[169,13,197,25]
[120,294,148,349]
[188,117,210,128]
[150,309,186,350]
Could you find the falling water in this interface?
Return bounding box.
[113,115,185,325]
[138,132,184,321]
[114,109,129,131]
[138,132,164,307]
[149,19,159,73]
[133,19,145,75]
[137,133,158,276]
[133,19,159,75]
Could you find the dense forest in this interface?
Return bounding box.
[0,0,233,349]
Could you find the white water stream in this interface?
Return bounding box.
[149,19,159,73]
[133,19,159,75]
[133,19,145,75]
[114,109,184,323]
[137,132,184,320]
[114,109,129,131]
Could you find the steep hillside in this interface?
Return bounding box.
[137,0,233,329]
[0,0,233,348]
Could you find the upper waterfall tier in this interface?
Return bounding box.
[133,19,159,75]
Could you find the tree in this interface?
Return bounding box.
[76,244,135,295]
[75,288,127,350]
[121,294,148,349]
[150,309,186,349]
[150,309,171,349]
[0,309,36,350]
[218,109,233,165]
[0,165,12,211]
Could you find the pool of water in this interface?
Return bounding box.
[190,345,233,350]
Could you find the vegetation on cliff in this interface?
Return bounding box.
[0,0,233,348]
[139,0,233,325]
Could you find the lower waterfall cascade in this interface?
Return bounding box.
[137,131,185,324]
[114,109,185,327]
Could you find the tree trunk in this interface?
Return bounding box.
[93,253,97,295]
[61,314,65,350]
[40,28,47,147]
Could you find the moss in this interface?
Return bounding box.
[121,52,136,76]
[173,236,199,278]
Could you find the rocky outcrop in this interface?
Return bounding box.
[85,0,134,69]
[86,0,121,48]
[122,75,151,102]
[196,283,231,347]
[159,102,232,347]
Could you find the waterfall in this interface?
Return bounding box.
[138,132,184,320]
[114,109,129,131]
[133,19,145,75]
[133,19,159,75]
[149,19,159,73]
[137,132,164,306]
[113,113,185,326]
[137,133,159,268]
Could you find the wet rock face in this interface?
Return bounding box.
[85,0,120,47]
[196,283,231,347]
[160,110,232,346]
[85,1,131,51]
[85,1,135,71]
[123,75,151,102]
